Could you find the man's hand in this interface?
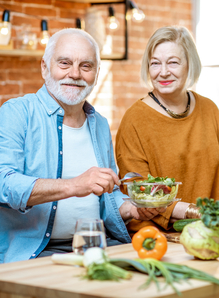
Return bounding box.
[28,166,120,206]
[119,201,166,222]
[68,166,120,197]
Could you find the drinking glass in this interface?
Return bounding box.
[72,218,107,255]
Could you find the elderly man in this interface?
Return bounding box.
[0,29,163,263]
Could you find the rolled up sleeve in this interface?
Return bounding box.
[0,101,38,212]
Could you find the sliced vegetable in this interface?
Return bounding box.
[151,185,171,196]
[173,218,200,232]
[132,226,168,260]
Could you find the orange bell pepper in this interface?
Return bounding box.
[132,226,168,260]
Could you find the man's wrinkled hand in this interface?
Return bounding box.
[69,166,120,197]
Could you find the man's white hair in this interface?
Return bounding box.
[43,28,101,70]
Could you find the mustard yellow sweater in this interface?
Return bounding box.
[116,92,219,233]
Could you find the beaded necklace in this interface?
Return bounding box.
[148,92,190,119]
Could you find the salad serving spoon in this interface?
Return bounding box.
[119,172,143,183]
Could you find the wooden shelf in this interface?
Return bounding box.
[0,49,125,60]
[59,0,121,2]
[101,52,125,60]
[0,49,44,57]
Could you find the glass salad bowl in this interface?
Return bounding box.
[123,179,182,208]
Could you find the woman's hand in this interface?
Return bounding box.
[131,205,166,221]
[119,201,166,222]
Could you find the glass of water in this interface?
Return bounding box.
[72,218,107,255]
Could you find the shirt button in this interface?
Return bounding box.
[60,151,63,155]
[32,253,36,257]
[53,205,57,210]
[59,110,62,113]
[46,233,50,237]
[58,126,62,130]
[49,111,52,114]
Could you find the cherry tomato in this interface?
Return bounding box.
[140,186,146,191]
[167,186,172,192]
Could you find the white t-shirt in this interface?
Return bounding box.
[51,119,100,239]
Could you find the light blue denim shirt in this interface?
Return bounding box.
[0,85,131,263]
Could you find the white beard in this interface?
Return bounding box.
[45,74,95,106]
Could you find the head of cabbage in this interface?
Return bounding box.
[180,220,219,260]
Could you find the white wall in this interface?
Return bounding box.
[193,0,219,106]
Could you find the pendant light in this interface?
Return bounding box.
[126,1,145,23]
[107,6,120,31]
[40,20,50,45]
[0,10,11,45]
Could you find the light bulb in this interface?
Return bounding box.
[0,21,10,35]
[131,8,145,22]
[107,16,120,30]
[127,1,145,23]
[0,10,11,46]
[107,6,120,31]
[40,31,50,45]
[40,20,50,45]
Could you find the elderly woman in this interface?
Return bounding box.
[116,26,219,235]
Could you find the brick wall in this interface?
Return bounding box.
[0,0,192,144]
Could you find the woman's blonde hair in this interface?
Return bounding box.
[141,26,202,89]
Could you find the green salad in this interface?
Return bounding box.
[126,174,179,207]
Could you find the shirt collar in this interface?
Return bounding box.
[36,84,95,116]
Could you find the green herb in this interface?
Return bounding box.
[83,262,132,281]
[110,258,219,295]
[196,197,219,229]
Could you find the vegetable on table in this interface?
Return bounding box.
[85,262,132,281]
[173,218,200,232]
[51,247,132,281]
[110,257,219,296]
[51,246,219,296]
[132,226,168,260]
[51,253,84,266]
[83,247,109,267]
[180,197,219,260]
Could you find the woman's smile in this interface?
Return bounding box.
[159,80,174,85]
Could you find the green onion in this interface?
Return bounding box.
[110,258,219,295]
